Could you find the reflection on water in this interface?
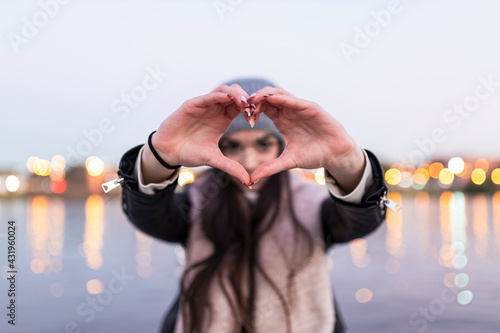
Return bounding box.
[350,238,370,268]
[414,191,430,257]
[28,196,65,274]
[334,190,499,333]
[87,278,104,295]
[136,230,153,278]
[438,192,469,270]
[83,195,104,270]
[493,192,500,252]
[1,192,499,333]
[473,194,488,255]
[439,191,453,268]
[385,192,405,258]
[451,192,467,271]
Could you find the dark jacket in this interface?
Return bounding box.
[118,145,388,333]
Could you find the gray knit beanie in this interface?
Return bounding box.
[220,78,285,151]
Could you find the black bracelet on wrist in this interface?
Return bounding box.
[147,131,181,170]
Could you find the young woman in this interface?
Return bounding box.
[118,78,388,333]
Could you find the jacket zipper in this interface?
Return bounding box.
[380,190,401,213]
[101,177,124,193]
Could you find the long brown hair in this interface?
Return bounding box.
[180,169,314,333]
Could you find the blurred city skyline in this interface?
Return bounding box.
[1,0,500,172]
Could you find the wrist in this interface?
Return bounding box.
[141,141,178,185]
[324,145,365,193]
[148,131,181,169]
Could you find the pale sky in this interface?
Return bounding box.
[1,0,499,170]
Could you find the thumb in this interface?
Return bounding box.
[206,152,251,186]
[250,153,296,184]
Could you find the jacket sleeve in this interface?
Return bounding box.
[321,150,388,248]
[118,145,191,246]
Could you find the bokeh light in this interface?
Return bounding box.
[417,162,431,170]
[443,272,457,288]
[35,159,52,176]
[86,279,104,294]
[471,168,486,185]
[50,180,67,194]
[429,162,444,179]
[6,175,20,192]
[452,254,467,270]
[385,168,401,186]
[399,171,413,188]
[49,170,65,182]
[350,238,370,267]
[30,259,44,274]
[457,290,474,305]
[448,157,465,174]
[314,168,325,185]
[51,155,66,172]
[178,169,195,186]
[27,156,38,173]
[413,168,430,185]
[491,168,500,185]
[456,162,470,178]
[438,168,454,185]
[86,156,104,177]
[355,288,373,303]
[475,158,489,172]
[455,273,469,288]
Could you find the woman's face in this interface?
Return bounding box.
[220,129,280,191]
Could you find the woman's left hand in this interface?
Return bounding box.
[248,88,366,193]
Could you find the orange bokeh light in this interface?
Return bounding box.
[475,159,489,172]
[50,180,67,194]
[429,162,444,179]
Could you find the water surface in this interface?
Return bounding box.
[0,191,498,333]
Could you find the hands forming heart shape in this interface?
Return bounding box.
[149,84,366,193]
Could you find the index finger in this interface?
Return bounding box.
[190,91,234,109]
[261,94,311,111]
[205,151,251,186]
[249,152,296,184]
[211,84,251,109]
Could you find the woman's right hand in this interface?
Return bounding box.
[141,84,253,186]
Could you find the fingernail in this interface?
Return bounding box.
[264,94,273,97]
[240,96,250,106]
[249,116,256,128]
[248,93,257,100]
[244,107,251,116]
[250,103,256,109]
